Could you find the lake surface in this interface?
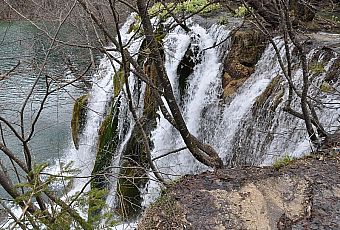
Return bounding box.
[0,21,95,196]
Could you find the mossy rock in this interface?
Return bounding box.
[116,159,147,219]
[222,27,266,99]
[113,52,163,220]
[89,99,120,221]
[116,125,150,219]
[115,63,160,219]
[177,44,201,100]
[113,68,125,98]
[71,94,89,150]
[92,99,120,188]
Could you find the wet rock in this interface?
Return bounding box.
[222,27,266,99]
[71,94,89,150]
[177,43,201,100]
[0,209,7,226]
[115,58,160,220]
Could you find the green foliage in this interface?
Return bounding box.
[218,15,229,25]
[176,0,220,14]
[309,61,325,75]
[15,163,49,201]
[113,69,125,97]
[320,81,334,93]
[148,0,220,19]
[9,161,122,229]
[129,0,221,37]
[273,155,295,170]
[71,94,89,149]
[234,4,252,18]
[148,2,175,18]
[128,15,143,35]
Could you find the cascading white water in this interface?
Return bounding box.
[213,38,287,163]
[261,51,340,164]
[48,14,143,198]
[143,22,232,204]
[47,13,339,227]
[143,30,339,205]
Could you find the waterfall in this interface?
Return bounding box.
[142,31,340,204]
[143,22,232,204]
[229,47,340,166]
[47,14,142,197]
[49,13,339,226]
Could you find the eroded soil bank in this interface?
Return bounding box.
[139,153,340,230]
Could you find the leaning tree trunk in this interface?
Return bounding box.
[136,0,223,169]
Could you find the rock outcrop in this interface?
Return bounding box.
[71,94,89,150]
[138,154,340,230]
[222,27,266,99]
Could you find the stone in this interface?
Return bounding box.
[71,94,89,150]
[138,154,340,230]
[222,27,266,99]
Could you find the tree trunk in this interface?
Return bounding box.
[136,0,223,169]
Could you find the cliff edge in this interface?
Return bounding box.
[138,153,340,230]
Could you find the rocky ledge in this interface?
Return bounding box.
[138,153,340,230]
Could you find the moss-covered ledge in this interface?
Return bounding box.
[71,94,89,150]
[138,153,340,230]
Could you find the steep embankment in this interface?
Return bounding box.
[138,153,340,230]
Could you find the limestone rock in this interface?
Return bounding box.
[138,154,340,230]
[222,28,266,99]
[71,94,89,150]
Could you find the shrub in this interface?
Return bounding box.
[148,0,220,19]
[273,155,294,169]
[309,61,325,75]
[234,4,252,18]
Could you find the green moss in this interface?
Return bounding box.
[128,15,143,35]
[116,159,146,219]
[148,2,175,19]
[218,15,229,25]
[113,69,125,98]
[89,100,120,220]
[148,0,220,19]
[176,0,220,14]
[116,124,150,219]
[92,100,120,189]
[309,61,325,75]
[234,4,253,18]
[143,59,162,120]
[71,94,89,150]
[273,155,295,170]
[320,81,334,93]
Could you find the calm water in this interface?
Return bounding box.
[0,21,95,196]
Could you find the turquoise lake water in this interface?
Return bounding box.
[0,21,95,197]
